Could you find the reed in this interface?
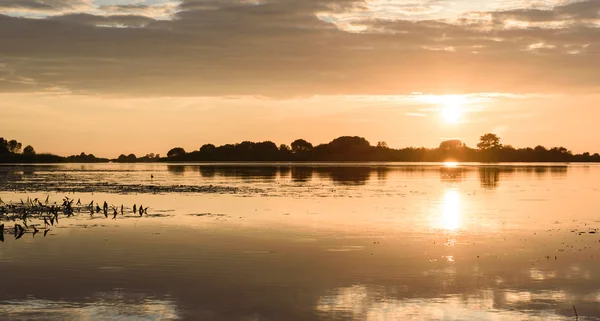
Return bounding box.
[0,196,149,241]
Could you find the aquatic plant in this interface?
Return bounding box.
[0,196,149,242]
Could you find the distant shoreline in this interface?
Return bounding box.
[0,161,596,165]
[2,134,600,164]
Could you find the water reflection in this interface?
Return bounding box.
[479,167,501,189]
[1,163,600,321]
[375,167,388,181]
[189,165,279,180]
[2,182,600,321]
[430,188,462,231]
[279,166,291,179]
[199,166,216,178]
[440,189,461,231]
[291,166,313,182]
[477,165,568,190]
[440,166,467,182]
[315,167,373,186]
[167,165,185,175]
[22,166,35,176]
[315,286,578,321]
[0,164,572,193]
[1,291,179,320]
[185,164,569,188]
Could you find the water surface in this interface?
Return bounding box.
[1,163,599,320]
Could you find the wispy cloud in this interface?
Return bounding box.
[0,0,181,20]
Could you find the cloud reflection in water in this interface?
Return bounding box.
[0,291,179,320]
[316,285,575,321]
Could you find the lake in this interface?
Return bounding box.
[1,163,600,320]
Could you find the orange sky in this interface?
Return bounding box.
[1,0,599,157]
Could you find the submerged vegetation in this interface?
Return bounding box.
[0,196,151,242]
[1,134,600,163]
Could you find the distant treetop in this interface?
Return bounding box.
[167,147,186,158]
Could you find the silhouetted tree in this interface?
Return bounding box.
[7,140,22,153]
[477,133,502,150]
[121,153,161,162]
[377,141,389,148]
[200,144,216,154]
[328,136,371,150]
[167,147,186,158]
[66,152,107,162]
[291,139,313,154]
[550,147,571,155]
[439,140,465,151]
[116,154,137,162]
[313,136,372,161]
[254,141,279,160]
[0,138,9,154]
[438,140,469,161]
[23,145,35,155]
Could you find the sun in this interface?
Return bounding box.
[440,96,465,124]
[442,105,461,123]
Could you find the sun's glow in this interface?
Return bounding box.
[442,105,461,123]
[411,94,468,124]
[440,96,465,124]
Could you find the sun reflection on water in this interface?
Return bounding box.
[439,189,462,231]
[443,161,459,168]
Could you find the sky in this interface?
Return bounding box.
[1,0,599,157]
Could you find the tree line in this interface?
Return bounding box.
[1,134,599,163]
[0,138,108,163]
[161,134,600,163]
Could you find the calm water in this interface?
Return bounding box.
[1,163,600,320]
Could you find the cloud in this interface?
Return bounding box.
[97,2,181,20]
[49,13,155,27]
[0,0,92,13]
[0,0,598,97]
[490,0,600,23]
[0,0,180,19]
